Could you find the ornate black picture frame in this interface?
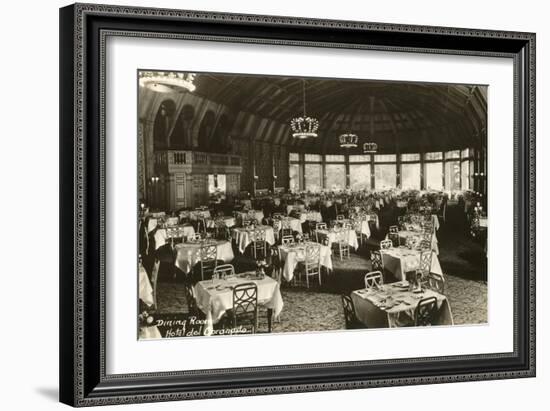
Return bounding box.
[59,3,535,407]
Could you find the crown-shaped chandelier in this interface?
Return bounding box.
[139,71,196,93]
[363,142,378,153]
[339,133,359,148]
[290,80,319,139]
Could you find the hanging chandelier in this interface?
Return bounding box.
[362,142,378,153]
[139,71,196,93]
[339,133,359,148]
[290,80,319,139]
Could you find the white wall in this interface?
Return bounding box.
[0,0,545,410]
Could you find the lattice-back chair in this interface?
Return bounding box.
[281,219,293,237]
[198,244,218,281]
[333,229,351,261]
[422,218,434,230]
[231,283,258,333]
[380,239,393,250]
[418,250,433,278]
[251,229,267,260]
[303,243,322,288]
[341,294,363,329]
[419,239,432,252]
[421,230,433,244]
[364,270,383,290]
[426,272,446,294]
[414,296,438,326]
[197,217,208,235]
[389,225,399,234]
[213,264,235,280]
[353,219,364,247]
[281,235,294,246]
[242,218,252,228]
[272,219,282,243]
[371,250,384,272]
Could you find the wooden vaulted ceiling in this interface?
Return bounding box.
[149,72,488,154]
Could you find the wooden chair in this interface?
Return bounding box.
[297,244,322,288]
[353,219,364,247]
[281,235,294,246]
[315,222,328,244]
[380,239,393,250]
[421,231,433,244]
[419,250,433,277]
[336,214,345,221]
[364,270,383,290]
[341,294,364,329]
[333,229,351,260]
[231,283,258,333]
[198,244,218,281]
[389,225,399,234]
[414,296,439,326]
[371,250,384,272]
[426,272,446,294]
[242,219,252,228]
[419,239,432,251]
[251,229,267,260]
[281,219,293,237]
[213,264,235,280]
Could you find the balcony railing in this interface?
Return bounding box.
[154,150,241,174]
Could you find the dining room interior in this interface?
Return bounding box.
[137,70,488,338]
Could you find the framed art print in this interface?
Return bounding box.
[59,3,535,407]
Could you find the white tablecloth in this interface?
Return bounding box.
[139,264,154,306]
[232,226,276,254]
[278,243,333,281]
[315,229,359,250]
[351,283,453,328]
[174,240,234,274]
[154,225,196,249]
[381,247,442,281]
[194,272,284,334]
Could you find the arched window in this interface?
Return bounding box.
[153,100,176,150]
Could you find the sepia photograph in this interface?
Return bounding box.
[137,70,488,339]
